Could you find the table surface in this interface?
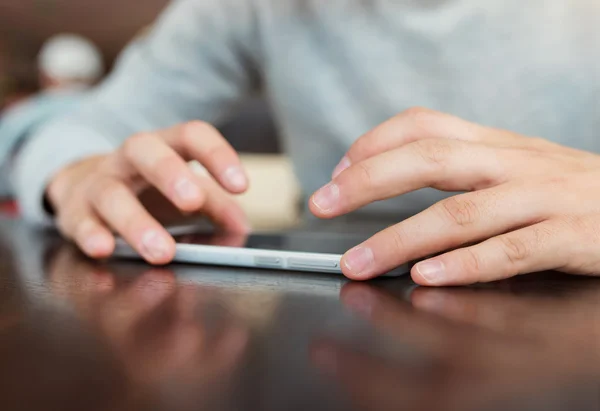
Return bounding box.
[1,218,600,411]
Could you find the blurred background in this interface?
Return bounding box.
[0,0,301,228]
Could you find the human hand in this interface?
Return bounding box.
[47,121,250,264]
[310,107,600,285]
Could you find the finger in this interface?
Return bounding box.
[339,184,552,280]
[333,107,547,178]
[56,207,115,258]
[163,121,248,193]
[90,178,176,264]
[411,220,571,286]
[312,139,507,218]
[193,174,250,233]
[119,132,207,213]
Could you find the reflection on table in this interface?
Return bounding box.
[1,219,600,411]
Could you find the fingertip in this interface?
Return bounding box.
[307,195,325,218]
[140,230,177,265]
[411,260,448,287]
[221,165,249,193]
[341,246,376,281]
[82,232,115,259]
[309,182,341,218]
[340,264,366,281]
[174,178,206,211]
[410,268,431,286]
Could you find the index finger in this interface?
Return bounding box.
[332,108,487,178]
[333,107,545,179]
[163,121,249,193]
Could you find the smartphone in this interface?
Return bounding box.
[113,227,411,276]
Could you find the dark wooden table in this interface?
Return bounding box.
[1,218,600,411]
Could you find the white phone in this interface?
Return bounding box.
[113,227,411,277]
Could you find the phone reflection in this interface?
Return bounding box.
[311,278,600,411]
[44,245,250,410]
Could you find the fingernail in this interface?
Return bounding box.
[312,182,340,213]
[141,231,170,261]
[175,178,201,201]
[343,246,374,277]
[332,156,351,179]
[415,260,446,284]
[222,166,247,191]
[343,288,375,318]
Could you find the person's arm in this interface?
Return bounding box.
[12,0,262,225]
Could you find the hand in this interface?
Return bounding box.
[311,282,600,411]
[310,107,600,285]
[47,121,250,264]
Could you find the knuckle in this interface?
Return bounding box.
[438,196,480,227]
[499,235,531,265]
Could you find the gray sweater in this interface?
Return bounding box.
[13,0,600,225]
